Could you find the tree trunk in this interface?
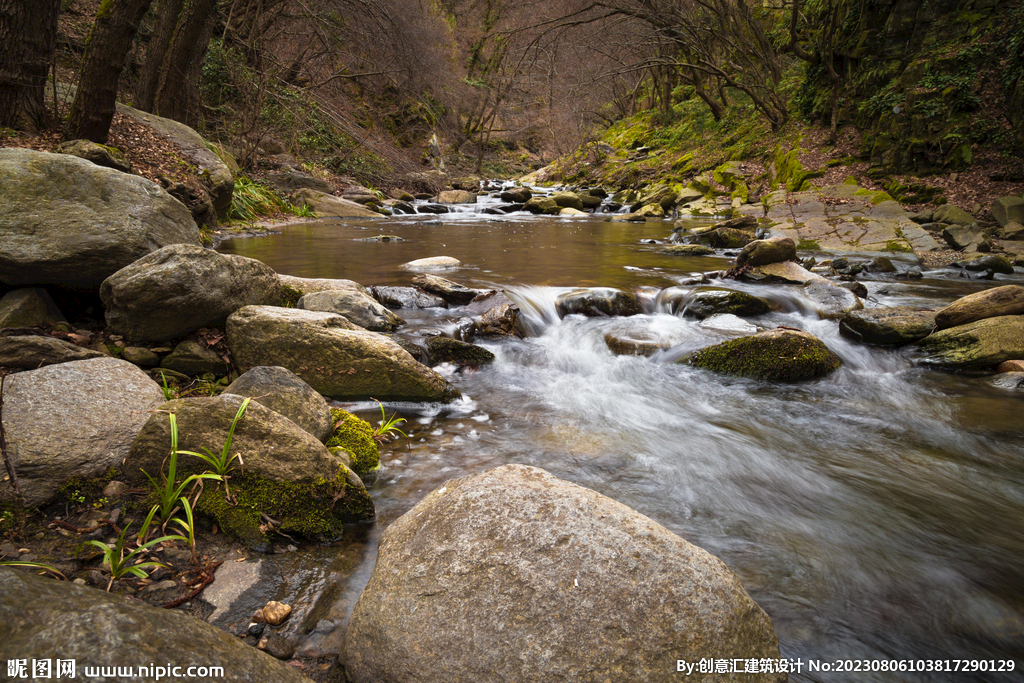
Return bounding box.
[0,0,60,132]
[135,0,185,112]
[151,0,218,124]
[67,0,157,143]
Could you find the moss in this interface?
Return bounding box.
[56,468,119,507]
[688,331,841,382]
[326,408,380,478]
[854,188,895,205]
[796,239,822,250]
[884,240,913,253]
[280,284,303,308]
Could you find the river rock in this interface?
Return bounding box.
[292,188,382,217]
[662,244,714,256]
[559,207,588,216]
[0,288,66,328]
[160,339,228,376]
[0,357,163,507]
[279,274,366,296]
[941,224,986,251]
[962,254,1015,274]
[803,279,864,319]
[0,569,312,683]
[403,256,462,271]
[839,307,937,345]
[474,303,525,338]
[424,336,495,366]
[677,289,771,319]
[603,330,673,356]
[0,335,104,369]
[438,190,477,204]
[0,148,200,288]
[101,244,280,342]
[712,215,758,230]
[744,261,820,284]
[126,394,373,546]
[736,237,796,268]
[343,464,784,683]
[298,289,404,332]
[992,197,1024,228]
[688,328,841,382]
[700,227,754,249]
[918,315,1024,369]
[934,285,1024,330]
[410,274,479,305]
[500,187,532,203]
[934,204,975,226]
[555,288,640,318]
[997,360,1024,372]
[551,191,583,210]
[524,196,560,214]
[265,170,333,195]
[224,366,333,442]
[226,306,460,402]
[371,286,448,309]
[991,372,1024,389]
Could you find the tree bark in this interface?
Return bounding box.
[151,0,218,124]
[67,0,157,143]
[136,0,185,112]
[0,0,60,132]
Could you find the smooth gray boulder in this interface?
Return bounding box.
[918,315,1024,369]
[343,464,784,683]
[736,236,796,268]
[0,357,163,507]
[279,274,367,296]
[934,285,1024,330]
[298,289,404,332]
[101,244,281,342]
[0,569,313,683]
[0,288,66,328]
[0,148,200,288]
[839,307,937,346]
[226,306,460,403]
[0,335,104,369]
[803,279,864,319]
[677,289,771,319]
[224,366,333,442]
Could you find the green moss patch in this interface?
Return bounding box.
[326,408,380,478]
[687,330,841,382]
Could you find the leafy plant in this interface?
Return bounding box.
[158,371,176,401]
[229,176,288,222]
[177,397,251,496]
[0,560,65,580]
[141,413,222,524]
[85,522,183,591]
[169,496,200,565]
[369,399,407,444]
[290,202,315,218]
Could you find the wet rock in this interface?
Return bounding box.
[227,305,460,403]
[662,244,715,256]
[416,204,450,214]
[356,234,404,242]
[424,336,495,366]
[559,207,588,216]
[736,237,796,268]
[101,244,281,343]
[555,288,640,318]
[839,307,937,346]
[991,372,1024,389]
[918,315,1024,369]
[438,190,477,204]
[0,358,163,507]
[863,256,897,273]
[292,188,382,217]
[263,601,293,626]
[475,303,525,338]
[688,328,841,382]
[962,254,1015,274]
[996,360,1024,373]
[410,274,478,305]
[0,288,66,328]
[0,569,311,683]
[743,261,820,284]
[699,314,757,334]
[607,212,645,222]
[0,148,200,288]
[264,634,295,660]
[0,335,103,369]
[524,196,560,214]
[677,289,771,319]
[343,464,784,683]
[371,286,447,309]
[711,215,757,230]
[934,285,1024,330]
[402,256,462,271]
[500,187,532,203]
[225,366,333,442]
[699,227,754,249]
[603,331,670,356]
[298,289,404,332]
[838,281,868,298]
[160,339,228,376]
[803,279,864,319]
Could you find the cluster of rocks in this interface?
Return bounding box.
[907,197,1024,268]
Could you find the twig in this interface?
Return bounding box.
[163,561,222,609]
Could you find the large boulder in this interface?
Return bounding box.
[298,289,404,331]
[688,328,841,382]
[0,335,104,369]
[991,196,1024,228]
[0,358,164,507]
[934,204,975,226]
[918,315,1024,370]
[343,465,784,683]
[934,285,1024,330]
[839,307,937,345]
[0,148,200,288]
[101,244,281,342]
[0,288,66,328]
[424,336,495,366]
[0,569,313,683]
[677,289,771,319]
[735,237,796,268]
[292,188,382,217]
[437,189,477,204]
[126,395,373,546]
[226,306,460,402]
[224,366,334,442]
[555,287,640,318]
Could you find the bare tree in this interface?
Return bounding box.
[0,0,61,132]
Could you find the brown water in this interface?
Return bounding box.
[219,209,1024,681]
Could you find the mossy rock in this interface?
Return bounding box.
[424,336,496,366]
[678,290,771,320]
[280,284,303,308]
[326,408,381,479]
[687,328,841,382]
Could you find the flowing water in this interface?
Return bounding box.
[219,198,1024,681]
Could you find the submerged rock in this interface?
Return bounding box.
[839,307,937,346]
[424,336,495,366]
[918,315,1024,370]
[225,366,334,442]
[934,285,1024,330]
[555,287,640,318]
[343,464,784,683]
[688,328,841,382]
[403,256,462,271]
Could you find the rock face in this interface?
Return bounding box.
[343,465,784,683]
[0,335,104,369]
[736,237,796,268]
[101,244,282,342]
[555,287,640,318]
[0,358,164,507]
[298,289,404,332]
[224,366,334,442]
[839,307,936,345]
[0,148,200,288]
[918,315,1024,369]
[126,395,374,545]
[226,306,460,402]
[689,328,841,382]
[0,569,313,683]
[0,288,66,327]
[934,285,1024,330]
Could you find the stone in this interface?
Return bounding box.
[555,288,640,318]
[292,188,382,217]
[298,289,404,332]
[126,395,374,546]
[803,279,864,319]
[410,274,478,305]
[711,215,757,230]
[0,358,164,507]
[263,601,293,626]
[121,346,161,366]
[226,306,460,403]
[424,337,495,366]
[745,261,821,284]
[676,289,771,319]
[864,256,897,273]
[437,190,477,204]
[688,328,841,382]
[550,191,584,210]
[53,139,132,173]
[371,286,447,309]
[963,254,1015,274]
[1000,222,1024,241]
[0,569,311,683]
[991,372,1024,389]
[265,170,333,195]
[160,339,228,376]
[402,256,462,271]
[343,465,783,683]
[662,244,715,256]
[919,315,1024,370]
[941,224,985,251]
[839,307,937,345]
[0,148,200,288]
[0,288,65,328]
[475,303,525,338]
[933,204,975,226]
[559,207,588,216]
[996,360,1024,373]
[701,227,754,249]
[0,335,104,369]
[278,274,366,296]
[934,285,1024,330]
[736,237,796,268]
[264,634,295,660]
[500,187,532,203]
[991,197,1024,228]
[224,366,333,442]
[603,331,671,356]
[101,244,281,343]
[356,234,404,242]
[524,196,560,214]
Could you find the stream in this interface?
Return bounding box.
[219,193,1024,681]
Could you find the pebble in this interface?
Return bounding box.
[0,541,17,558]
[247,622,266,637]
[264,634,295,660]
[263,601,292,626]
[143,579,177,593]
